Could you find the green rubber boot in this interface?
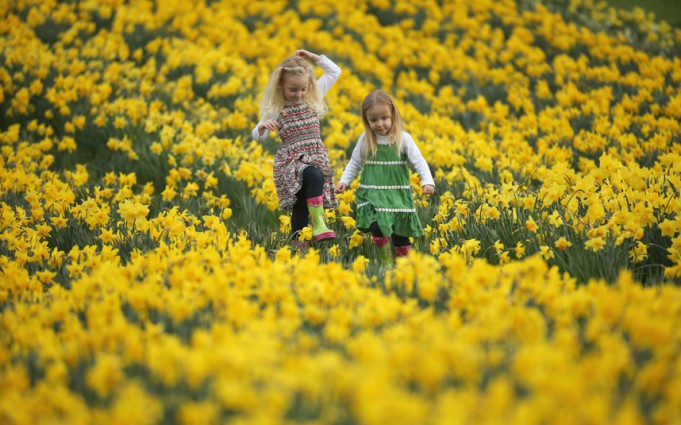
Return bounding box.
[373,236,393,270]
[306,196,335,242]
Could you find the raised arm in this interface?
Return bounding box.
[295,50,341,96]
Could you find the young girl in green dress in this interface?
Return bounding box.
[336,90,435,268]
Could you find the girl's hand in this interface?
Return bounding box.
[335,182,347,193]
[295,49,320,62]
[422,184,435,195]
[258,119,278,135]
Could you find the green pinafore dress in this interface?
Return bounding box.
[354,141,424,238]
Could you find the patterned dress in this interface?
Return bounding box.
[272,102,338,211]
[354,143,424,238]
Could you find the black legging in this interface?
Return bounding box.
[291,166,325,235]
[369,222,410,247]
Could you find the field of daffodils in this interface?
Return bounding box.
[2,0,681,423]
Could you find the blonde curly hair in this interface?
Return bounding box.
[260,56,327,120]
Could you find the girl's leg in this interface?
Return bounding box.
[290,197,311,249]
[302,166,324,198]
[369,222,410,246]
[302,166,335,242]
[369,222,410,250]
[369,222,392,268]
[392,234,412,257]
[291,168,313,236]
[291,166,326,236]
[290,197,309,237]
[368,222,384,238]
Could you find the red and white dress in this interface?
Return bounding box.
[252,55,341,211]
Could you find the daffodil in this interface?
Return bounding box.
[349,230,364,249]
[585,236,606,252]
[555,237,572,251]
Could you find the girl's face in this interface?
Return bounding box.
[282,74,309,104]
[365,104,393,136]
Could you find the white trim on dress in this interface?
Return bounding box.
[365,160,408,165]
[359,184,411,190]
[357,202,416,213]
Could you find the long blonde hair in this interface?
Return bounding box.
[260,56,327,119]
[361,89,403,161]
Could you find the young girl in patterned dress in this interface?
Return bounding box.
[336,90,435,268]
[252,49,340,246]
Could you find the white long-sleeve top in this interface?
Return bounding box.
[251,55,341,142]
[339,132,435,187]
